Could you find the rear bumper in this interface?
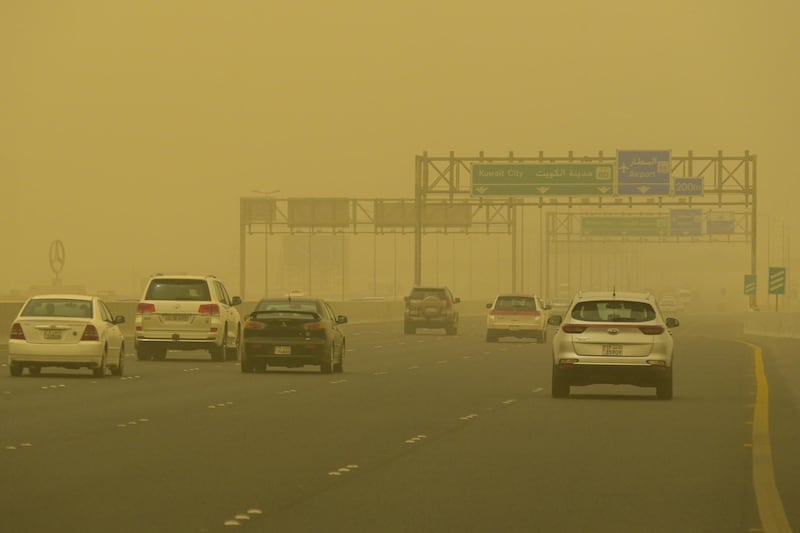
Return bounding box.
[135,338,216,352]
[243,339,330,367]
[555,363,671,387]
[9,341,104,367]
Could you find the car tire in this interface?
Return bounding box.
[255,360,268,373]
[9,363,23,377]
[404,322,415,335]
[539,330,548,344]
[240,353,255,373]
[656,369,673,400]
[210,330,226,362]
[445,325,457,336]
[136,345,153,361]
[28,366,41,377]
[551,366,569,398]
[334,342,345,373]
[485,331,497,342]
[92,351,106,378]
[320,348,334,374]
[225,328,241,362]
[111,343,125,376]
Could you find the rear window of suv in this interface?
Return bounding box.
[145,279,211,301]
[495,297,537,311]
[571,300,656,322]
[410,288,446,300]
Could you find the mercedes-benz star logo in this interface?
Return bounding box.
[49,240,66,275]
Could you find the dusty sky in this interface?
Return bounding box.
[2,1,798,299]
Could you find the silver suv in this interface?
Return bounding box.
[547,291,679,400]
[135,274,243,361]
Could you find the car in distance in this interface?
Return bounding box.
[135,274,243,361]
[241,297,347,374]
[547,291,679,400]
[8,294,126,378]
[403,286,460,335]
[485,294,550,343]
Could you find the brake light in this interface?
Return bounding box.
[561,324,587,333]
[10,323,25,340]
[245,321,265,330]
[80,325,100,341]
[198,304,220,316]
[639,325,665,335]
[304,322,326,331]
[137,303,155,314]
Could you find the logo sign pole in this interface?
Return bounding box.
[49,240,66,285]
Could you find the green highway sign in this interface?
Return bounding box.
[744,274,756,295]
[768,267,786,295]
[471,163,614,196]
[581,216,669,237]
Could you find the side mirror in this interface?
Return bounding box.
[231,296,242,306]
[485,303,492,309]
[336,315,348,325]
[453,297,461,304]
[542,304,551,310]
[114,315,126,325]
[666,317,680,328]
[547,315,562,327]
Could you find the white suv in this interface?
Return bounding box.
[547,291,679,400]
[135,274,243,362]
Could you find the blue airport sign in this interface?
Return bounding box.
[617,150,671,195]
[673,177,704,196]
[669,208,703,236]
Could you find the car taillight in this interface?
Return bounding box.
[80,325,99,341]
[304,322,326,331]
[199,304,220,316]
[137,303,155,314]
[639,325,665,335]
[245,321,265,330]
[561,324,587,333]
[10,323,25,340]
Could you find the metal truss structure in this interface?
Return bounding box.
[240,151,758,305]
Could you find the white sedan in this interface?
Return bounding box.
[8,294,126,378]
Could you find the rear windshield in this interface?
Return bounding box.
[255,300,322,315]
[571,300,656,322]
[22,298,93,318]
[410,289,446,300]
[145,279,211,301]
[495,297,537,311]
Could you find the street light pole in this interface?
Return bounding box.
[252,189,279,298]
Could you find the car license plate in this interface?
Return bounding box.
[602,344,622,356]
[163,314,190,322]
[274,346,291,355]
[44,329,62,340]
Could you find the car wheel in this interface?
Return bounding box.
[551,366,569,398]
[404,322,415,335]
[240,352,255,373]
[28,366,41,377]
[9,363,23,377]
[255,360,268,373]
[539,330,548,344]
[320,347,334,374]
[445,325,457,335]
[485,331,496,342]
[333,342,345,373]
[111,343,125,376]
[92,351,107,378]
[136,345,153,361]
[225,328,241,362]
[210,329,226,362]
[656,369,673,400]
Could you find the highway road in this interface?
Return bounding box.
[0,315,797,533]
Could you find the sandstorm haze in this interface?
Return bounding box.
[2,1,798,304]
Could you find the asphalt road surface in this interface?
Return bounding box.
[1,315,797,533]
